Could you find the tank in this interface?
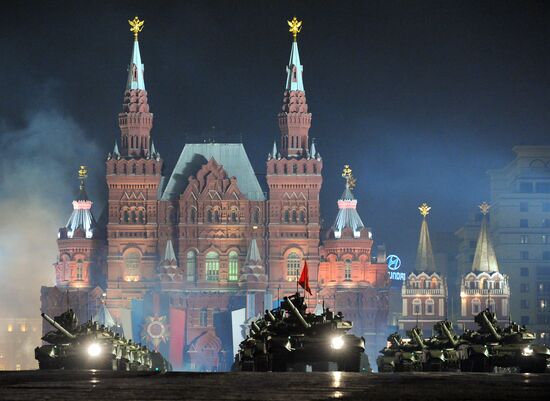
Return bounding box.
[35,309,171,372]
[424,321,461,371]
[376,332,423,372]
[234,292,368,372]
[459,309,550,373]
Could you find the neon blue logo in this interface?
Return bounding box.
[386,255,401,271]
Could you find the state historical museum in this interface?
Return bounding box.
[41,18,389,371]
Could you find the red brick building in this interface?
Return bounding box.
[41,19,390,371]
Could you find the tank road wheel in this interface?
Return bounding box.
[254,355,269,372]
[520,356,548,373]
[241,358,254,371]
[269,354,287,372]
[471,355,491,372]
[338,352,362,372]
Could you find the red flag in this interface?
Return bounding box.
[298,260,312,295]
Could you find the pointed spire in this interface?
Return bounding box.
[112,140,120,157]
[245,238,262,265]
[150,140,157,157]
[471,202,499,273]
[310,140,316,158]
[285,17,305,92]
[164,240,177,263]
[126,17,146,91]
[272,141,277,158]
[414,203,436,273]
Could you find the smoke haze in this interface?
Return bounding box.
[0,111,102,318]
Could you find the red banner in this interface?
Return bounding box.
[169,308,186,370]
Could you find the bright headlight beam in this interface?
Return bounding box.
[522,347,533,356]
[87,343,102,357]
[331,336,344,350]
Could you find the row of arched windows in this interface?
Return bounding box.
[409,278,441,289]
[121,206,146,224]
[283,209,306,224]
[273,162,318,175]
[186,250,239,282]
[412,298,435,315]
[184,207,261,225]
[113,163,156,175]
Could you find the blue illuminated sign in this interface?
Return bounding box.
[386,254,406,281]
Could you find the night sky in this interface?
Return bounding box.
[1,0,550,274]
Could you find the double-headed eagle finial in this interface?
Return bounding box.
[342,165,356,190]
[287,17,302,41]
[129,16,144,40]
[78,165,88,191]
[479,201,490,216]
[419,203,431,218]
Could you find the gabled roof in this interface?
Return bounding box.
[161,143,265,201]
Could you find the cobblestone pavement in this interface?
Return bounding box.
[0,371,549,401]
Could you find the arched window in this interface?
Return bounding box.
[284,210,290,223]
[186,250,197,282]
[252,208,260,225]
[472,299,481,315]
[76,259,83,281]
[131,210,137,224]
[284,164,288,174]
[213,209,220,223]
[426,299,434,315]
[344,259,352,281]
[303,164,307,174]
[207,209,213,223]
[299,210,306,223]
[189,207,197,223]
[487,299,496,313]
[291,210,297,223]
[493,281,500,290]
[206,251,219,281]
[292,164,297,174]
[142,164,146,174]
[138,209,145,224]
[287,252,301,280]
[199,308,208,327]
[230,208,238,223]
[228,251,239,281]
[123,209,130,223]
[313,164,317,174]
[132,164,136,174]
[413,299,421,315]
[124,251,141,281]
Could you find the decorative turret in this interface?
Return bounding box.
[332,165,366,239]
[55,166,103,289]
[118,16,153,158]
[278,17,312,158]
[59,166,97,240]
[239,238,267,290]
[158,240,182,282]
[415,203,436,273]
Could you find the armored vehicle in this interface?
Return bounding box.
[234,293,368,372]
[376,332,423,372]
[35,309,171,372]
[459,309,549,373]
[423,321,461,371]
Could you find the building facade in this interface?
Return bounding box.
[41,19,390,371]
[488,146,550,339]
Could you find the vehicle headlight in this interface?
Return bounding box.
[87,343,102,357]
[331,336,345,350]
[522,346,533,356]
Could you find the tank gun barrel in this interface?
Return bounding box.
[251,321,261,333]
[283,296,311,329]
[41,313,76,339]
[480,311,502,341]
[439,321,458,347]
[410,328,425,348]
[266,310,276,322]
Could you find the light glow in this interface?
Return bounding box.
[87,343,102,357]
[331,336,345,350]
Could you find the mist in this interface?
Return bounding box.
[0,111,102,318]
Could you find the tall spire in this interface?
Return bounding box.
[333,165,365,239]
[414,203,436,273]
[119,16,153,158]
[126,16,145,91]
[471,202,499,273]
[278,17,311,158]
